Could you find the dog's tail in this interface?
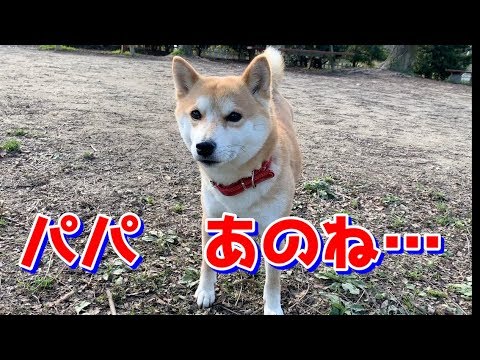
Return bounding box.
[263,46,284,89]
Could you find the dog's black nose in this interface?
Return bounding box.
[196,141,216,157]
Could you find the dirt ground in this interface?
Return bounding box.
[0,45,472,315]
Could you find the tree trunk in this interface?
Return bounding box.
[179,45,193,56]
[380,45,417,72]
[247,47,255,61]
[329,45,335,71]
[307,57,313,69]
[129,45,135,56]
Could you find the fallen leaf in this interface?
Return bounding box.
[113,259,123,266]
[142,234,157,242]
[75,301,91,314]
[342,282,360,295]
[448,283,472,298]
[83,307,101,315]
[112,268,125,275]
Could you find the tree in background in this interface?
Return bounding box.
[380,45,418,72]
[229,45,251,60]
[142,45,174,55]
[413,45,471,80]
[178,45,193,56]
[194,45,209,57]
[346,45,387,67]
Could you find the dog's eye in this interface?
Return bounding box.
[190,110,202,120]
[225,112,242,122]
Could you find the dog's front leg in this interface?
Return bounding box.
[194,216,217,308]
[263,263,283,315]
[258,217,285,315]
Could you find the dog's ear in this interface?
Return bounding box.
[172,56,201,98]
[242,55,271,99]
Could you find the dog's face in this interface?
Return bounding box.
[172,55,272,168]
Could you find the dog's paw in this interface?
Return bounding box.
[264,303,284,315]
[194,285,215,308]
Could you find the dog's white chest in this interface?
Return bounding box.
[203,183,267,217]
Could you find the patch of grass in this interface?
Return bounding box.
[156,267,173,286]
[448,278,472,299]
[454,220,466,229]
[373,271,389,280]
[436,202,448,213]
[315,268,344,283]
[142,229,178,256]
[144,196,154,205]
[1,139,21,152]
[429,190,447,202]
[172,203,184,213]
[436,214,454,226]
[171,48,185,56]
[406,270,422,281]
[453,216,470,229]
[58,45,76,51]
[322,175,335,184]
[320,291,366,315]
[100,258,127,282]
[415,183,426,193]
[391,215,406,230]
[179,268,200,288]
[60,45,77,52]
[303,179,336,200]
[39,45,55,51]
[7,129,27,137]
[82,151,95,160]
[0,217,7,227]
[328,295,346,315]
[426,288,448,298]
[27,276,55,291]
[382,193,402,206]
[402,294,416,313]
[131,273,150,286]
[350,198,360,209]
[96,294,107,304]
[39,45,77,51]
[111,49,132,56]
[315,269,367,305]
[440,250,454,258]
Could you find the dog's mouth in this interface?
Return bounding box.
[198,159,220,166]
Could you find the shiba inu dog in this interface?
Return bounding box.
[172,47,301,315]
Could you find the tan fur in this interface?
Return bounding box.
[172,47,302,314]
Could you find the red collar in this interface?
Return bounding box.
[211,158,275,196]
